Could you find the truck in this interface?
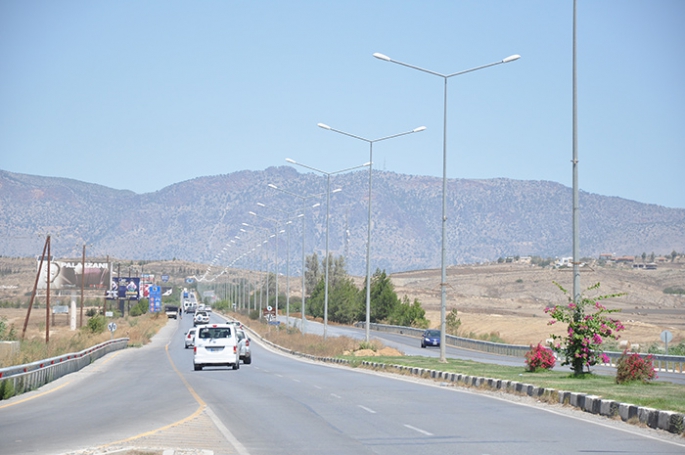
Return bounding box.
[164,305,179,319]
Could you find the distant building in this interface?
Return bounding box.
[599,253,614,261]
[615,256,635,263]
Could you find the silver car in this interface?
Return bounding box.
[236,328,252,365]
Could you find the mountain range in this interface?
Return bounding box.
[1,167,684,276]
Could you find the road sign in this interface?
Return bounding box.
[661,330,673,354]
[108,322,117,333]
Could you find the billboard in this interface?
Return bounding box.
[37,261,111,290]
[105,277,141,300]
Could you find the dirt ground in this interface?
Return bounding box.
[2,257,684,348]
[391,261,685,347]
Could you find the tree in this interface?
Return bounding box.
[305,253,320,297]
[307,254,360,324]
[546,282,625,376]
[361,269,399,323]
[446,309,461,335]
[388,295,429,328]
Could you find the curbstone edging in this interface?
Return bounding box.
[235,317,685,437]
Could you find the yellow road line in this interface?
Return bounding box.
[97,341,206,448]
[0,381,72,409]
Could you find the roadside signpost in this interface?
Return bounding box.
[661,330,673,354]
[108,322,117,339]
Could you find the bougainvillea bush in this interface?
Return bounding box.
[615,350,657,384]
[546,282,625,376]
[525,343,556,372]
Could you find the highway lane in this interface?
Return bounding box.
[1,315,683,454]
[194,316,684,455]
[0,321,199,455]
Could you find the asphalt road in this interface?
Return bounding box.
[0,315,683,455]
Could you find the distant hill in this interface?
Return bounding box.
[1,167,684,276]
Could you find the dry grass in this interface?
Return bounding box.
[230,312,389,358]
[0,311,168,368]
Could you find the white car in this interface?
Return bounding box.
[193,324,240,371]
[193,311,210,326]
[236,328,252,365]
[184,327,197,348]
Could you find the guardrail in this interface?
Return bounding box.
[356,322,685,373]
[0,338,129,399]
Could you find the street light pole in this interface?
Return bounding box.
[317,123,426,342]
[268,183,320,335]
[257,202,300,326]
[572,0,580,305]
[285,158,369,340]
[374,51,520,362]
[249,211,284,318]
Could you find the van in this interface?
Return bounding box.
[193,324,240,371]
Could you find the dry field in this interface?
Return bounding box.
[391,261,685,347]
[2,257,684,349]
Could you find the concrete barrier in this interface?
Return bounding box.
[0,338,129,399]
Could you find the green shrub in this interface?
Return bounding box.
[663,286,685,295]
[248,309,260,320]
[86,315,107,334]
[0,379,15,400]
[129,299,149,317]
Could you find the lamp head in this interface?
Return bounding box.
[317,123,331,130]
[268,183,278,189]
[503,54,521,63]
[373,52,391,61]
[249,211,257,216]
[413,126,427,133]
[257,202,265,207]
[285,158,296,164]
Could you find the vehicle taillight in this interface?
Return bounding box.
[193,347,197,353]
[233,345,237,353]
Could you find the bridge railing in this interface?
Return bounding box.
[0,338,129,399]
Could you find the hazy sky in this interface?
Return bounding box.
[2,1,683,208]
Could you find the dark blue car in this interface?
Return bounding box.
[421,329,441,348]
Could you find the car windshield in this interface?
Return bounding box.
[198,327,231,339]
[426,330,440,337]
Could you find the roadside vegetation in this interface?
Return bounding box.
[344,355,685,414]
[0,306,168,368]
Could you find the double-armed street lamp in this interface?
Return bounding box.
[249,211,285,316]
[317,123,426,343]
[256,202,302,326]
[285,158,370,339]
[267,183,322,335]
[373,51,520,361]
[242,222,273,318]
